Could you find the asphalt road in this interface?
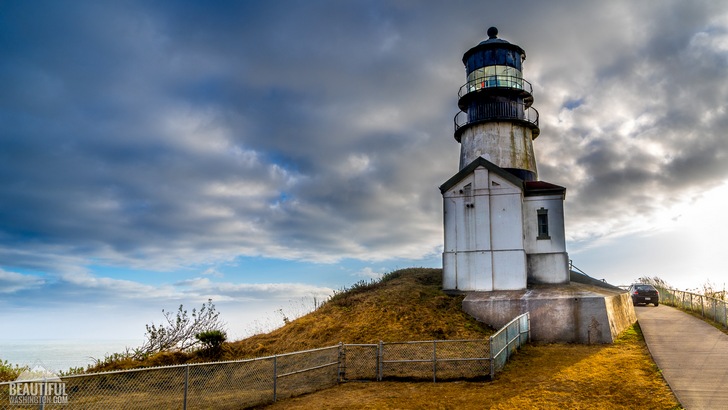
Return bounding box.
[636,304,728,410]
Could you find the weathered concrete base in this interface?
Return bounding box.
[462,282,636,343]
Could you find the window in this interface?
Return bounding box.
[467,65,523,91]
[537,207,550,240]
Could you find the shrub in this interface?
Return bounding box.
[195,330,227,350]
[135,299,226,358]
[0,359,27,382]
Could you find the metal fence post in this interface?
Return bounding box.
[489,335,495,380]
[273,355,277,402]
[506,323,511,361]
[377,341,383,381]
[432,341,437,383]
[183,364,189,410]
[39,377,45,410]
[337,342,344,383]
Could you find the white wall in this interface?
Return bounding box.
[458,122,537,173]
[442,164,528,291]
[523,194,569,284]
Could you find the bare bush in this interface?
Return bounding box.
[702,280,727,301]
[135,299,226,358]
[634,276,670,288]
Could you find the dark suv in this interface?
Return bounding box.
[628,284,660,306]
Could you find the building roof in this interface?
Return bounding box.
[524,180,566,197]
[439,156,567,198]
[439,156,523,194]
[462,27,526,64]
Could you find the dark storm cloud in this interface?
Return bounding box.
[1,0,727,275]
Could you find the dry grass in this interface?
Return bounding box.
[82,267,679,409]
[90,268,489,372]
[224,268,491,358]
[264,325,680,410]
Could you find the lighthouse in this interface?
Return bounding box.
[440,27,570,292]
[440,28,636,344]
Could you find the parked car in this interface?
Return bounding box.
[628,284,660,306]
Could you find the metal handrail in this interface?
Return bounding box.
[656,287,728,328]
[489,312,530,379]
[458,75,533,98]
[454,102,539,132]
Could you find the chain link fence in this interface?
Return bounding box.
[375,339,490,382]
[656,287,728,328]
[0,345,340,410]
[1,313,530,409]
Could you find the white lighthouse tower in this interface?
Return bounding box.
[441,27,570,292]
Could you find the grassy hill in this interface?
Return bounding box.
[225,267,490,357]
[83,267,680,409]
[252,268,679,409]
[89,267,489,371]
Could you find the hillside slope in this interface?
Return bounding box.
[89,268,490,372]
[226,268,491,357]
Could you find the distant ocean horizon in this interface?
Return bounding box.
[0,339,143,374]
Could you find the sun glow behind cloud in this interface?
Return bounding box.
[571,180,728,289]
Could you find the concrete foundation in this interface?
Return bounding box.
[462,282,636,343]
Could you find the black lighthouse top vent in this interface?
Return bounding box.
[478,26,511,45]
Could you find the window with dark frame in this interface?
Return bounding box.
[537,207,550,239]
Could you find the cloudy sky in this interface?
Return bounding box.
[1,0,728,342]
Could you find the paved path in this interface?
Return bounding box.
[636,305,728,409]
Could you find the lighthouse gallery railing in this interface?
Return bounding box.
[454,101,539,133]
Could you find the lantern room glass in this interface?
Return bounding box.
[466,65,523,91]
